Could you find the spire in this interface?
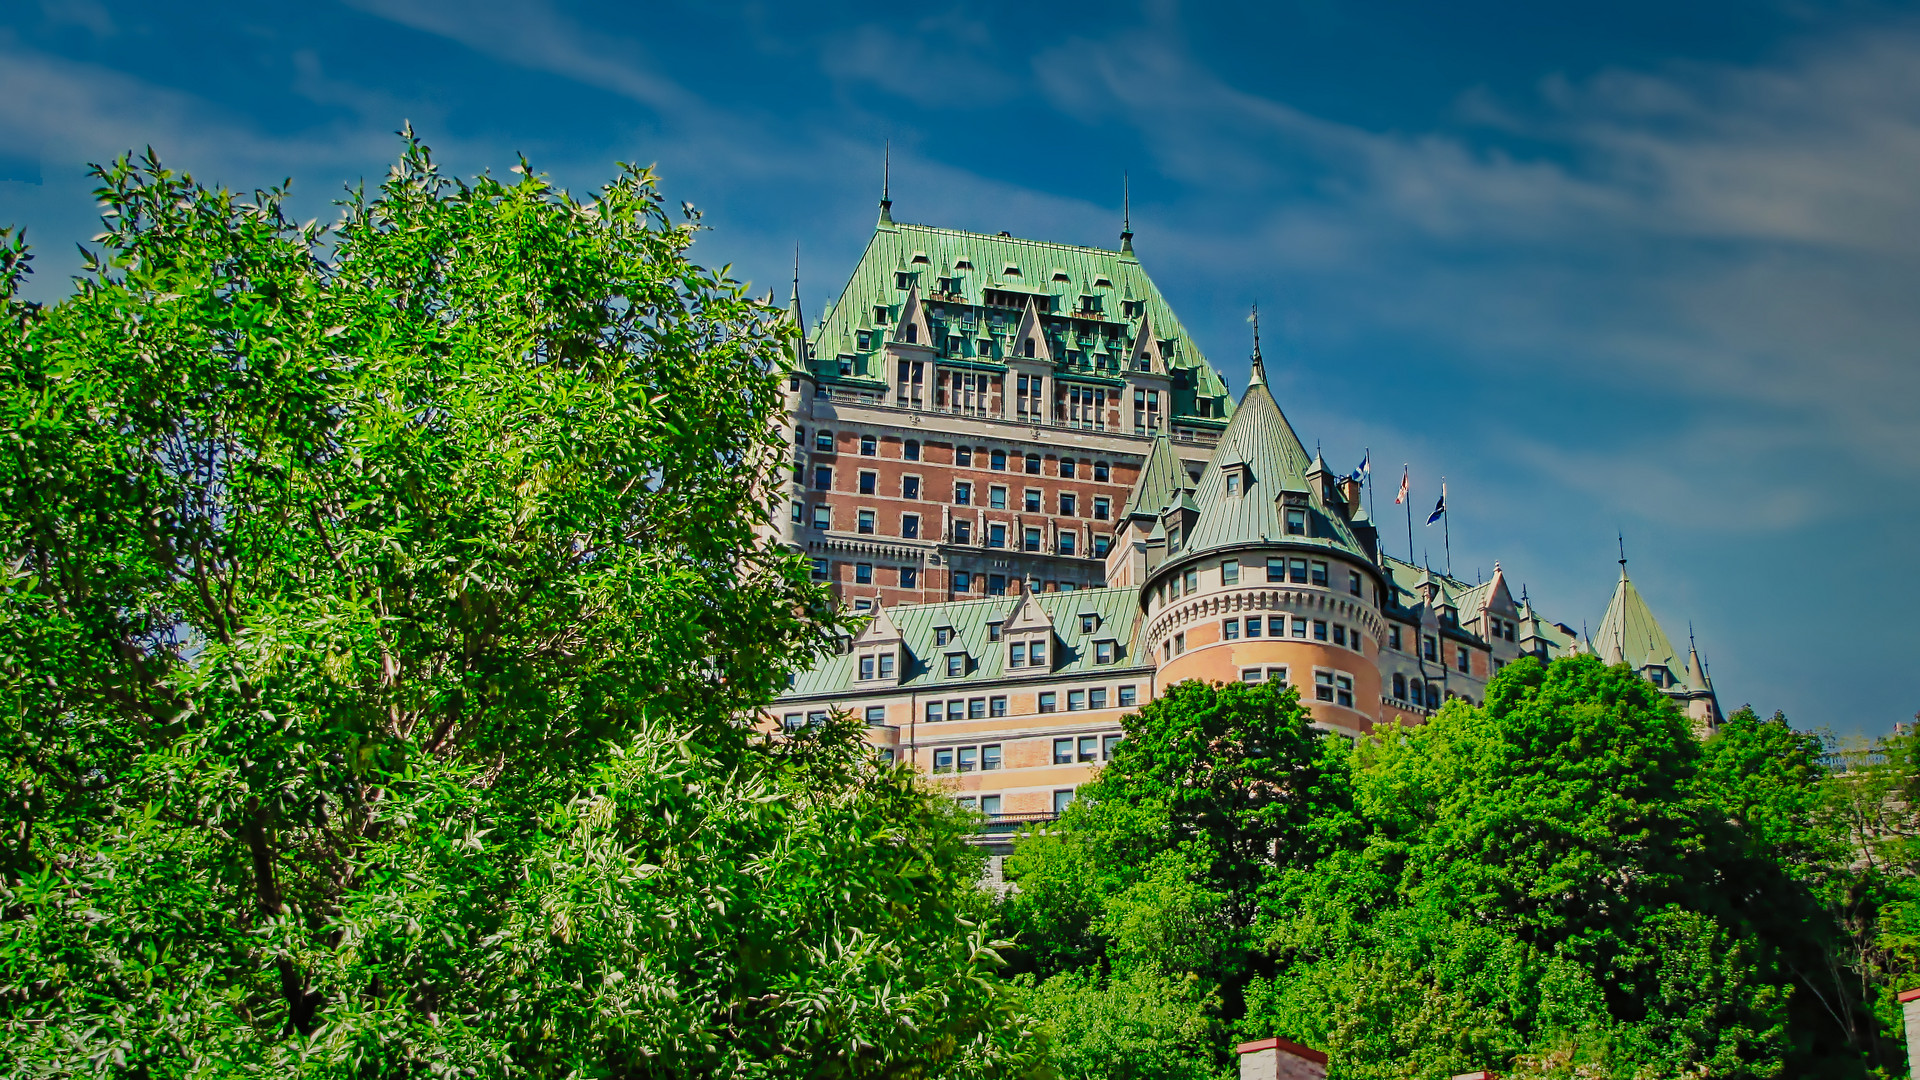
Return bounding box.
[1120,172,1134,254]
[787,245,806,369]
[1247,302,1266,386]
[878,141,893,226]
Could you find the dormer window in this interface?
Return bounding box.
[1093,276,1113,288]
[1225,473,1240,496]
[934,626,952,647]
[1285,508,1307,535]
[954,258,973,270]
[895,272,912,289]
[1080,613,1099,633]
[1003,264,1021,277]
[987,621,1003,642]
[1052,270,1071,282]
[910,252,930,264]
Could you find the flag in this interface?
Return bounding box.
[1426,483,1447,526]
[1349,451,1370,485]
[1394,466,1409,505]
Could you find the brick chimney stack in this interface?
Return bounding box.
[1900,988,1920,1078]
[1237,1037,1327,1080]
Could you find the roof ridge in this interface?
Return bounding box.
[890,221,1124,257]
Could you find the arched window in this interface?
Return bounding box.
[990,449,1007,471]
[1426,684,1441,710]
[1409,678,1422,705]
[1024,454,1040,474]
[1393,674,1407,700]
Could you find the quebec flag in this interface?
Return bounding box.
[1426,484,1446,526]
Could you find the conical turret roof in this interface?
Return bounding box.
[1179,379,1368,562]
[1595,564,1684,675]
[1122,435,1190,519]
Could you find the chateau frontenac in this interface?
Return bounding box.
[770,190,1721,825]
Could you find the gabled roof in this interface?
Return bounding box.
[782,587,1147,700]
[1595,564,1685,676]
[1122,435,1190,519]
[805,219,1233,418]
[1177,379,1367,564]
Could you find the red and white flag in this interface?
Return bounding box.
[1394,466,1409,505]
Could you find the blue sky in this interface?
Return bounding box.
[4,1,1917,734]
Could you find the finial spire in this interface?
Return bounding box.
[878,141,893,225]
[1247,302,1266,386]
[1120,172,1134,254]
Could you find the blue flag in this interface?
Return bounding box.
[1349,451,1370,484]
[1425,483,1446,525]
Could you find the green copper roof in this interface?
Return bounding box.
[1174,379,1367,565]
[782,587,1147,700]
[807,220,1234,422]
[1595,565,1690,683]
[1122,435,1191,518]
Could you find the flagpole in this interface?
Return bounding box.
[1442,477,1452,578]
[1403,465,1414,564]
[1365,446,1376,533]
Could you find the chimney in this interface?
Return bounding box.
[1237,1037,1327,1080]
[1339,476,1361,514]
[1901,988,1920,1079]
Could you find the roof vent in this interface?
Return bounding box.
[1052,270,1070,282]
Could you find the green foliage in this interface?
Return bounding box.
[1021,966,1230,1080]
[0,140,1036,1076]
[1011,657,1908,1080]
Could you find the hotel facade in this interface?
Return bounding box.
[770,193,1721,826]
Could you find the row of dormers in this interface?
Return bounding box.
[847,588,1121,686]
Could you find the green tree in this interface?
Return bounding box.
[0,140,1035,1076]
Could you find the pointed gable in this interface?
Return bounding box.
[1122,435,1189,519]
[894,282,933,348]
[1009,295,1052,362]
[1128,310,1163,374]
[853,605,901,647]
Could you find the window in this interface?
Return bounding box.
[865,706,886,725]
[968,698,986,719]
[1090,687,1108,708]
[1313,620,1328,641]
[1349,570,1363,596]
[1245,615,1261,638]
[1423,635,1438,662]
[946,700,965,722]
[902,476,920,500]
[1053,789,1075,814]
[1024,489,1041,513]
[1407,679,1423,708]
[811,558,828,581]
[860,654,875,680]
[1118,685,1137,707]
[905,439,920,461]
[1023,527,1041,552]
[1226,472,1241,496]
[812,505,831,530]
[1222,559,1239,585]
[990,450,1006,471]
[1095,640,1115,664]
[1068,690,1087,711]
[955,521,972,544]
[1458,647,1472,674]
[1337,673,1354,708]
[946,653,966,677]
[957,447,972,467]
[953,570,972,591]
[814,465,833,490]
[1333,625,1346,647]
[1224,618,1240,640]
[858,509,875,534]
[1080,614,1099,633]
[933,749,954,774]
[791,501,804,524]
[1062,458,1077,478]
[1311,561,1329,586]
[935,627,952,647]
[793,426,806,447]
[1008,641,1025,669]
[901,514,919,539]
[1094,535,1112,557]
[988,573,1007,595]
[1183,567,1198,593]
[955,481,972,506]
[1030,640,1048,665]
[927,701,943,722]
[1291,617,1307,639]
[1427,683,1441,709]
[1059,492,1077,516]
[900,566,917,588]
[1039,692,1058,713]
[1094,461,1110,482]
[860,435,876,456]
[988,524,1006,549]
[1266,557,1285,583]
[1054,738,1074,764]
[990,486,1007,510]
[1315,670,1335,702]
[1173,631,1186,655]
[982,744,1002,771]
[1393,673,1407,700]
[958,747,977,773]
[1058,532,1076,556]
[1269,616,1287,637]
[782,712,802,730]
[1351,630,1364,653]
[1093,496,1110,521]
[859,471,876,495]
[1025,454,1041,475]
[856,563,873,584]
[980,794,1001,815]
[1078,736,1098,762]
[1269,666,1290,685]
[1390,626,1403,651]
[815,431,834,452]
[1285,508,1306,534]
[987,622,1003,642]
[1242,667,1265,683]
